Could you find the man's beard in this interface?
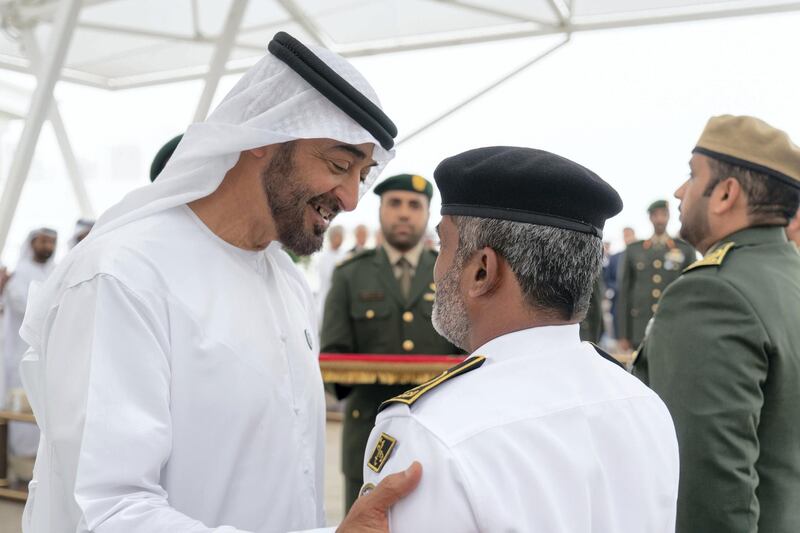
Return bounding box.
[382,222,424,252]
[432,258,471,351]
[33,250,52,263]
[678,201,709,249]
[261,143,340,256]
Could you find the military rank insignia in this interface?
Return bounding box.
[367,432,397,473]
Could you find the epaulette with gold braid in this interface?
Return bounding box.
[683,242,735,273]
[378,355,486,413]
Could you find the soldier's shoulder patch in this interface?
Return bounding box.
[683,242,735,273]
[367,432,397,473]
[336,248,376,268]
[378,355,486,413]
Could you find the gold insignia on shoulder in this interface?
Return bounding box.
[359,483,376,498]
[683,242,735,273]
[412,175,427,192]
[379,355,486,412]
[367,433,397,473]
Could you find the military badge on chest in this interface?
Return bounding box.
[664,248,686,271]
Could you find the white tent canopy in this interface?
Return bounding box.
[1,0,799,254]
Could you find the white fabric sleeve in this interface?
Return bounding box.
[44,274,248,532]
[362,414,479,533]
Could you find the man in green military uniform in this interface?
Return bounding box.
[634,115,800,533]
[616,200,695,350]
[321,174,459,511]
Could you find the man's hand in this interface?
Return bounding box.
[337,462,422,533]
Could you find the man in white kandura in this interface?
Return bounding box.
[361,147,679,532]
[2,228,57,462]
[18,32,419,533]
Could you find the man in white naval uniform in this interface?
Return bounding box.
[362,147,679,532]
[18,32,419,533]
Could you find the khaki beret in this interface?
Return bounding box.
[693,115,800,190]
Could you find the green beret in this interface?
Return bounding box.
[150,134,183,182]
[373,174,433,199]
[647,200,669,213]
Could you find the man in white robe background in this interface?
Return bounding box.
[2,228,57,477]
[17,33,419,533]
[315,226,346,325]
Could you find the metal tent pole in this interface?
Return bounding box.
[192,0,249,123]
[0,0,83,255]
[397,36,570,147]
[21,29,94,219]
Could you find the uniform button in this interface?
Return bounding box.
[429,283,436,292]
[351,409,360,419]
[423,293,435,302]
[651,303,659,313]
[652,274,662,283]
[280,335,287,343]
[403,311,414,323]
[653,259,663,269]
[402,340,415,352]
[365,309,375,319]
[636,262,645,271]
[652,288,662,298]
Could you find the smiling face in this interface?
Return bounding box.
[260,138,376,255]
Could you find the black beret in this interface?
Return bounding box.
[647,199,669,213]
[434,147,622,238]
[373,174,433,199]
[150,134,183,182]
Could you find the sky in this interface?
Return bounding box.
[1,9,799,267]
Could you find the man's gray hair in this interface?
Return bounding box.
[451,216,602,321]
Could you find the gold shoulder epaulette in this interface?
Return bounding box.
[378,355,486,413]
[335,248,375,268]
[683,242,735,273]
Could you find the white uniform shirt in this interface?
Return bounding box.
[23,206,330,533]
[363,325,679,532]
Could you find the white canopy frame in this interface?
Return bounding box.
[1,0,799,255]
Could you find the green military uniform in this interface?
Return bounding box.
[578,277,604,343]
[634,114,800,533]
[617,234,695,346]
[321,246,458,510]
[320,173,459,511]
[634,227,800,532]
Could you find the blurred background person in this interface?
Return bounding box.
[350,224,369,254]
[616,201,695,351]
[2,227,57,482]
[69,218,94,247]
[316,225,346,324]
[321,174,459,512]
[607,227,636,343]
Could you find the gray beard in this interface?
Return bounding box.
[431,261,471,351]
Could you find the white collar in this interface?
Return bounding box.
[472,324,581,362]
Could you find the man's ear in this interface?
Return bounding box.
[467,247,501,299]
[710,177,742,215]
[247,145,270,158]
